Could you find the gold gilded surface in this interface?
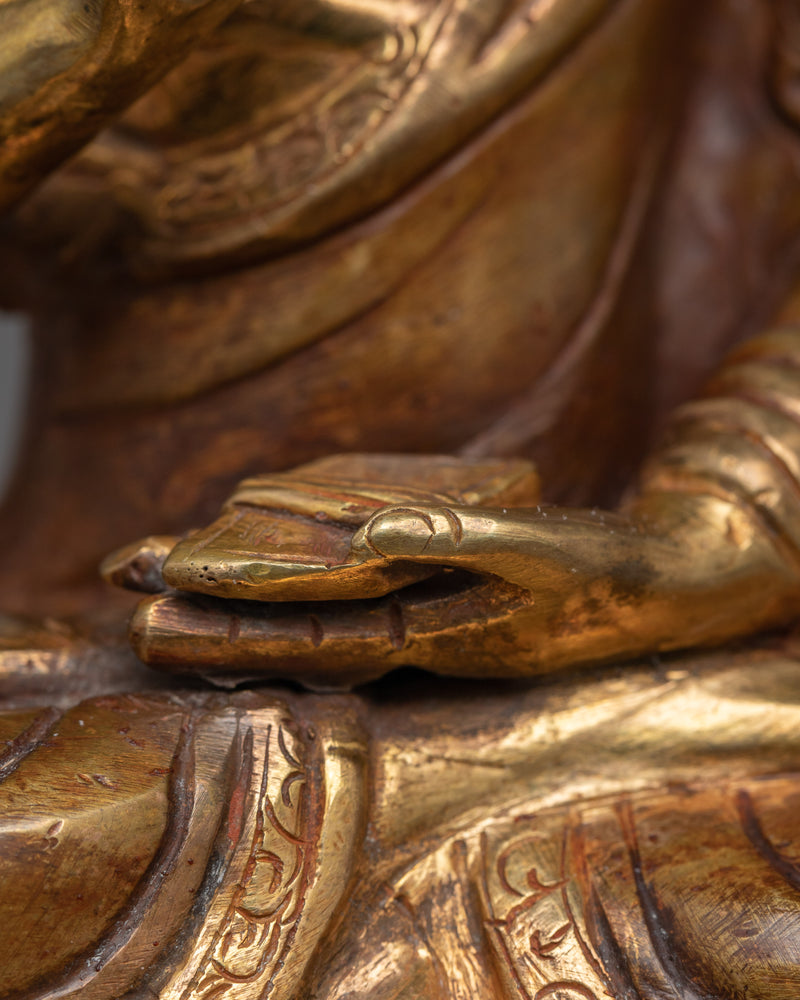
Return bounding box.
[149,454,539,602]
[156,702,367,1000]
[125,345,800,687]
[310,651,800,998]
[6,0,800,998]
[0,0,242,210]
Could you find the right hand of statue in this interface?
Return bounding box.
[104,453,800,689]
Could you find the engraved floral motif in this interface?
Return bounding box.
[190,721,310,999]
[145,1,453,250]
[481,817,606,1000]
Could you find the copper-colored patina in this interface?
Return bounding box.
[4,1,800,997]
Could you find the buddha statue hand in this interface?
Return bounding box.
[109,329,800,688]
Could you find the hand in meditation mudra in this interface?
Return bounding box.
[3,1,800,997]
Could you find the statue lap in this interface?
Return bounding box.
[3,645,800,998]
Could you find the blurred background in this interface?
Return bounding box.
[0,311,30,501]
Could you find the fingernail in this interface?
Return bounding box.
[366,509,434,557]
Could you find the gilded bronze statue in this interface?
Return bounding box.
[4,0,800,997]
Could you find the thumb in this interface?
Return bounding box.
[351,504,502,563]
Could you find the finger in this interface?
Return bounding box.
[129,575,536,689]
[101,536,179,594]
[156,455,539,602]
[159,508,436,602]
[351,504,650,591]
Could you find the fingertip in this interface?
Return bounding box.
[101,536,176,593]
[364,507,437,558]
